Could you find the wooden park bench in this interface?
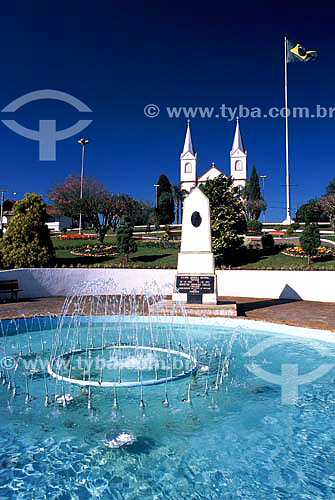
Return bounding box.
[0,280,22,301]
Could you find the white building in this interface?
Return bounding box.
[180,118,247,192]
[46,206,74,232]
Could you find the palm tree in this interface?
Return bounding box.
[172,185,182,224]
[180,189,188,223]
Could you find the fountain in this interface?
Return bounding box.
[0,282,334,498]
[0,280,235,412]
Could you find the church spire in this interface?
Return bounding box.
[182,119,195,155]
[231,117,245,153]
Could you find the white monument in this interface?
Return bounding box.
[173,187,217,305]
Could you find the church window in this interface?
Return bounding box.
[235,160,243,171]
[184,163,192,173]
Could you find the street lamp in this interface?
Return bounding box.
[260,175,267,222]
[154,184,159,209]
[77,138,89,234]
[0,190,5,231]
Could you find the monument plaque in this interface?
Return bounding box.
[176,275,215,295]
[191,211,202,227]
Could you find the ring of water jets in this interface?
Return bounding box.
[47,279,198,405]
[48,345,197,388]
[0,279,240,409]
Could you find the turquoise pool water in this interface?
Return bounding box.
[0,317,334,499]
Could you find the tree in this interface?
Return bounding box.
[3,200,15,211]
[320,195,335,233]
[116,224,137,262]
[295,199,328,223]
[326,178,335,196]
[156,174,174,224]
[248,165,262,200]
[172,185,189,225]
[157,174,172,200]
[48,176,141,243]
[242,165,266,220]
[172,185,182,224]
[201,175,247,262]
[261,233,275,254]
[131,200,155,226]
[0,193,55,269]
[300,223,320,265]
[180,188,188,222]
[158,192,175,224]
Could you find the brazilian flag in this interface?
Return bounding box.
[287,40,317,63]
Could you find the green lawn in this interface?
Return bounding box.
[225,250,335,270]
[55,242,178,269]
[52,236,335,270]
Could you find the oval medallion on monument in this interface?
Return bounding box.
[191,211,202,228]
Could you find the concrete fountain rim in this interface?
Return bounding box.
[1,314,334,344]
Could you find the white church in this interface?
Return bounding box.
[180,118,248,192]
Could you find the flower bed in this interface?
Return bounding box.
[70,244,118,257]
[268,231,285,237]
[57,234,96,240]
[282,246,335,259]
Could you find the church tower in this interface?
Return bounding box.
[230,118,247,189]
[180,120,197,193]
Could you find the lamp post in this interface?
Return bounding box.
[77,138,89,234]
[260,175,267,223]
[154,184,159,209]
[0,190,5,231]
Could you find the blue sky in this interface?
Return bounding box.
[0,1,334,221]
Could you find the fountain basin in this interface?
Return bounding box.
[0,313,334,499]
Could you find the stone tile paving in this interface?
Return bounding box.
[0,296,334,332]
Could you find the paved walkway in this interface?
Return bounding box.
[232,297,335,331]
[0,296,334,332]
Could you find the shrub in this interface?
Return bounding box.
[274,224,282,231]
[247,219,263,233]
[291,222,300,231]
[261,233,275,253]
[285,225,294,237]
[300,223,321,265]
[0,193,55,269]
[160,232,170,242]
[116,224,137,262]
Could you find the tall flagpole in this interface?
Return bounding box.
[284,36,291,224]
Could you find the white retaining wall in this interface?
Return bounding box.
[0,269,177,298]
[0,268,334,303]
[216,270,335,302]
